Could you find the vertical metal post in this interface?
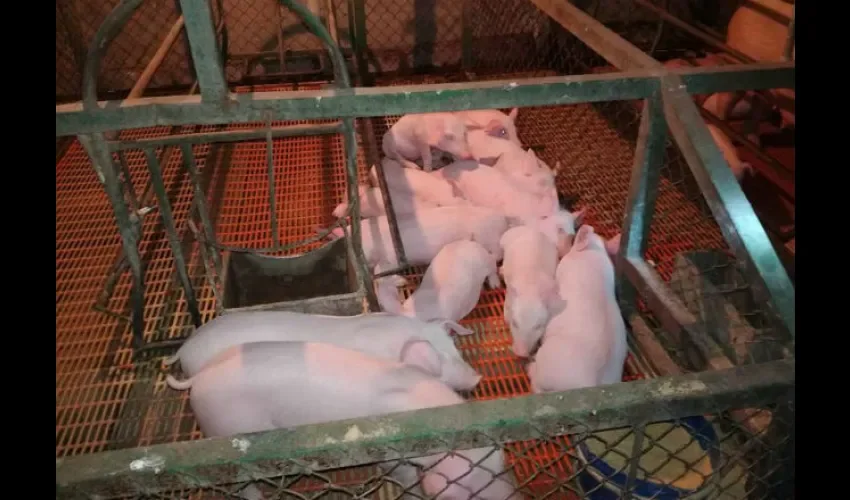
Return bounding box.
[342,118,377,310]
[623,423,646,499]
[350,0,372,86]
[617,93,666,315]
[180,143,223,274]
[142,148,202,328]
[78,133,147,348]
[178,0,229,102]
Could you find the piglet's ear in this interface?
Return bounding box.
[400,339,443,377]
[572,208,586,227]
[573,225,595,252]
[509,108,519,121]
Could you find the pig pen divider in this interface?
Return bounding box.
[56,0,794,498]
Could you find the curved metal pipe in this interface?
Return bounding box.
[279,0,350,88]
[82,0,147,110]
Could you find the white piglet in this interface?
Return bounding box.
[499,226,565,358]
[382,112,475,172]
[167,342,519,500]
[457,108,521,145]
[492,147,557,199]
[331,184,439,219]
[528,208,584,258]
[706,123,754,183]
[162,310,481,390]
[323,205,509,273]
[457,108,522,165]
[528,225,628,393]
[381,240,500,323]
[369,157,467,207]
[434,160,558,224]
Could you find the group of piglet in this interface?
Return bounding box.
[327,109,627,388]
[163,109,626,500]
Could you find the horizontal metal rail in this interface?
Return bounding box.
[57,64,792,137]
[55,358,794,498]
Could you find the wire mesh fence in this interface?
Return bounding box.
[56,0,793,498]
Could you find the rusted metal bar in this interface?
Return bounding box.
[56,358,795,498]
[57,71,660,136]
[178,0,229,102]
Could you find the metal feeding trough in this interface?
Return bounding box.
[220,236,366,316]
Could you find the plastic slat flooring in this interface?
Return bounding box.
[56,74,732,498]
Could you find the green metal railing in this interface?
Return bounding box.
[55,0,795,497]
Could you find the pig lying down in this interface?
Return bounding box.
[331,184,439,219]
[162,310,481,390]
[378,240,500,323]
[382,112,474,172]
[167,341,519,500]
[499,226,565,358]
[434,160,558,225]
[323,205,510,274]
[528,225,628,393]
[369,157,467,207]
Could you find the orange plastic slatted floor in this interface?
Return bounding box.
[56,78,723,498]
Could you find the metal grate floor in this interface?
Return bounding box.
[56,75,730,498]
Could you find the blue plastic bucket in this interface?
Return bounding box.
[575,415,721,500]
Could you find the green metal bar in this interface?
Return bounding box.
[350,0,372,86]
[180,143,222,275]
[142,147,202,329]
[81,0,146,109]
[177,0,229,102]
[56,358,794,498]
[341,117,376,310]
[78,133,147,348]
[281,0,350,88]
[109,122,343,152]
[56,71,659,135]
[616,94,666,316]
[660,77,795,343]
[672,62,794,95]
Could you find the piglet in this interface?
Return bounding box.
[434,160,558,225]
[162,310,481,390]
[369,157,467,207]
[332,184,438,219]
[457,108,521,146]
[499,226,565,358]
[382,112,474,172]
[167,341,519,500]
[323,205,510,273]
[527,225,628,393]
[706,123,754,183]
[524,208,584,258]
[492,146,558,199]
[382,240,500,323]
